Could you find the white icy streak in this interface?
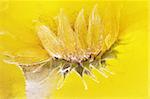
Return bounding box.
[26,78,53,99]
[24,62,55,99]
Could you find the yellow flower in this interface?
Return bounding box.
[0,3,122,87]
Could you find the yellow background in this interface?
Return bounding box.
[0,0,149,99]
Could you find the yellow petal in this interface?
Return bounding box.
[57,9,76,54]
[101,3,121,51]
[0,32,49,64]
[0,13,40,46]
[36,22,62,58]
[74,9,87,50]
[3,47,49,65]
[87,5,102,51]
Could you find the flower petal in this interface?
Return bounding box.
[102,3,121,51]
[87,5,102,52]
[36,22,62,58]
[74,9,87,50]
[57,9,76,54]
[0,32,49,64]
